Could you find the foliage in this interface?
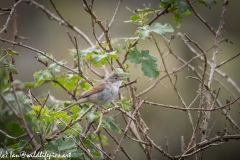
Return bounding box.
[0,0,239,160]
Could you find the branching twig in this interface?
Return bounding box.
[112,100,144,160]
[0,0,22,34]
[0,38,92,85]
[11,85,38,149]
[215,52,240,69]
[186,0,216,36]
[0,129,27,140]
[24,0,94,46]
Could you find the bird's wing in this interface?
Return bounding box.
[80,81,106,98]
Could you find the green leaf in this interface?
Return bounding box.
[45,137,76,152]
[57,137,76,151]
[46,53,53,58]
[37,53,47,63]
[3,49,21,56]
[48,63,60,72]
[45,141,58,152]
[130,15,139,22]
[48,60,66,72]
[7,121,24,137]
[149,23,174,36]
[127,48,143,64]
[8,140,31,151]
[127,47,160,78]
[91,51,117,65]
[9,64,18,74]
[161,0,174,3]
[80,80,91,90]
[65,149,83,158]
[198,0,217,8]
[174,14,181,22]
[119,97,132,111]
[159,2,171,8]
[86,110,97,123]
[177,1,189,14]
[102,117,121,133]
[65,123,82,136]
[138,22,174,39]
[115,68,130,79]
[70,47,100,60]
[55,111,68,119]
[6,122,24,146]
[100,135,108,146]
[138,25,151,39]
[24,82,35,88]
[135,8,154,13]
[30,105,42,113]
[141,55,160,78]
[70,105,80,113]
[33,69,52,87]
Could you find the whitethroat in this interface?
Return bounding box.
[61,72,124,111]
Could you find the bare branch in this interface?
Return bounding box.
[0,129,27,140]
[215,52,240,69]
[186,0,216,36]
[0,0,22,35]
[24,0,94,46]
[0,38,93,86]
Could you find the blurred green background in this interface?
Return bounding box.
[1,0,240,159]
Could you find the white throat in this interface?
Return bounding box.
[112,80,122,88]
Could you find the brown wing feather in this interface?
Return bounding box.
[80,80,106,98]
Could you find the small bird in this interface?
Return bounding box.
[78,72,124,106]
[61,72,124,111]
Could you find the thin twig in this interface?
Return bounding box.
[178,134,240,159]
[24,0,94,46]
[122,4,170,64]
[112,100,144,160]
[0,0,22,35]
[46,105,95,141]
[0,38,92,85]
[144,96,240,111]
[98,0,123,41]
[12,85,38,149]
[215,52,240,69]
[69,136,94,160]
[104,128,133,160]
[201,1,229,150]
[0,130,27,140]
[186,0,216,36]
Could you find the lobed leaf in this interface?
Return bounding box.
[127,47,160,78]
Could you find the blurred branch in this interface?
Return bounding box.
[23,0,94,46]
[186,0,216,36]
[98,0,123,41]
[58,119,112,159]
[0,11,10,16]
[178,134,240,159]
[155,34,195,132]
[104,128,133,160]
[0,129,27,140]
[0,0,22,35]
[11,85,38,149]
[215,52,240,69]
[0,38,93,86]
[144,96,240,111]
[112,100,144,160]
[46,105,95,141]
[122,4,170,64]
[82,0,113,51]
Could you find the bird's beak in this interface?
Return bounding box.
[118,77,125,81]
